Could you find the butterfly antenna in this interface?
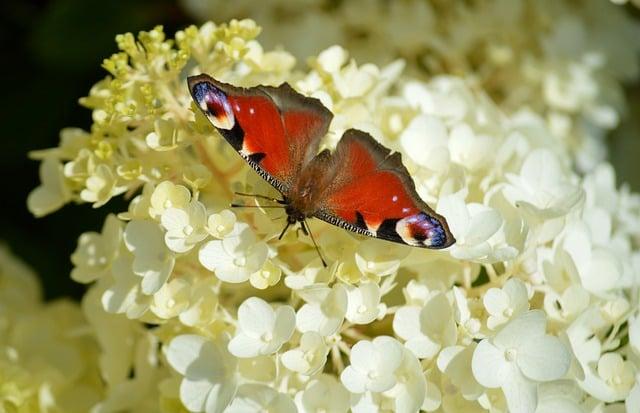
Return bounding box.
[234,192,285,204]
[278,221,291,240]
[302,219,327,268]
[230,203,286,209]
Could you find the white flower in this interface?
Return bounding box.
[102,252,151,318]
[146,118,183,151]
[383,348,427,413]
[393,292,457,359]
[226,384,296,413]
[165,334,237,413]
[437,190,517,263]
[562,220,623,296]
[281,331,328,375]
[535,380,585,413]
[206,209,236,238]
[27,157,71,217]
[399,114,450,172]
[437,344,483,400]
[596,353,636,400]
[295,374,350,413]
[483,278,530,330]
[123,219,175,294]
[448,123,495,173]
[198,223,268,283]
[284,262,332,290]
[296,283,348,336]
[179,278,218,327]
[502,149,584,220]
[355,239,410,277]
[80,164,126,207]
[249,260,282,290]
[228,297,295,358]
[541,244,590,322]
[452,286,482,340]
[150,278,190,319]
[149,181,191,219]
[345,282,382,324]
[627,375,640,413]
[472,310,571,413]
[161,200,208,253]
[71,214,122,283]
[341,336,404,393]
[237,355,276,383]
[183,163,212,190]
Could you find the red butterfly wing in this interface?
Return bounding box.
[187,74,332,194]
[315,129,455,249]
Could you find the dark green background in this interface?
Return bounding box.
[1,0,638,301]
[1,0,192,299]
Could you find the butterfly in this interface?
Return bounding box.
[188,74,455,264]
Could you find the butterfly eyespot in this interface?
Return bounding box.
[191,81,235,130]
[396,212,449,248]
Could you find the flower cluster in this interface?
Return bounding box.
[0,246,105,412]
[181,0,640,173]
[21,8,640,413]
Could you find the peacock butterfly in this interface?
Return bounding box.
[188,74,455,263]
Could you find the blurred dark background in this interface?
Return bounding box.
[1,0,638,301]
[1,0,192,300]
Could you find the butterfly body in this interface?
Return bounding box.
[188,74,455,250]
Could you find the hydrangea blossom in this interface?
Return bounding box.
[16,6,640,413]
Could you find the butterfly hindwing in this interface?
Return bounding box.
[187,74,333,194]
[315,129,455,249]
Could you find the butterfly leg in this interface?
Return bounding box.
[278,221,292,240]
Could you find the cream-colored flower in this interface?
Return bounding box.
[80,164,126,207]
[149,181,191,219]
[71,214,122,283]
[198,223,268,283]
[27,157,71,217]
[161,200,208,253]
[206,209,236,238]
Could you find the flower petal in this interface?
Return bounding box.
[228,333,264,358]
[495,310,546,349]
[517,335,570,382]
[471,339,507,388]
[238,297,276,337]
[502,364,538,413]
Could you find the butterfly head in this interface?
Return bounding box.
[189,77,235,130]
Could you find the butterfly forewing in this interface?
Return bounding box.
[187,74,333,194]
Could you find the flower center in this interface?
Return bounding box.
[234,256,247,267]
[164,199,173,208]
[505,348,517,362]
[503,308,513,317]
[183,225,194,236]
[366,262,375,270]
[216,224,225,233]
[357,304,367,314]
[167,298,176,308]
[367,370,379,380]
[261,332,273,342]
[304,351,315,363]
